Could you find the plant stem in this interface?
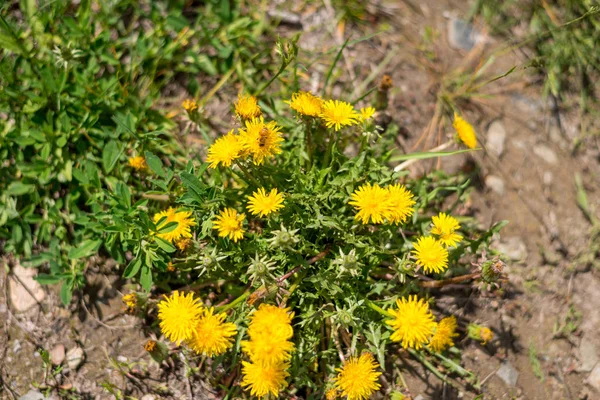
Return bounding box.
[364,299,394,318]
[418,272,481,288]
[304,118,313,169]
[234,160,261,187]
[215,291,250,313]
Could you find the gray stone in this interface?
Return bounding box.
[543,171,553,186]
[19,390,46,400]
[496,362,519,387]
[486,120,507,158]
[533,144,558,165]
[485,175,505,196]
[448,19,483,50]
[414,396,425,400]
[579,337,599,372]
[496,237,528,261]
[50,344,65,366]
[66,347,84,370]
[140,396,156,400]
[12,340,21,353]
[9,265,46,312]
[588,364,600,392]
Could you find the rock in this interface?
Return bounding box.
[485,175,505,196]
[19,390,46,400]
[543,171,553,186]
[8,265,46,312]
[579,337,599,372]
[588,364,600,392]
[50,344,65,366]
[496,362,519,387]
[533,144,558,165]
[66,347,85,370]
[140,395,156,400]
[448,19,483,50]
[496,237,528,261]
[414,396,425,400]
[12,340,21,353]
[486,120,507,158]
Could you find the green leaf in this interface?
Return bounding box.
[60,280,73,305]
[6,182,34,196]
[123,258,142,279]
[68,239,102,259]
[144,151,166,177]
[157,221,179,234]
[116,182,131,208]
[180,172,205,200]
[35,274,63,285]
[390,148,479,162]
[155,237,176,253]
[102,140,122,173]
[140,265,152,291]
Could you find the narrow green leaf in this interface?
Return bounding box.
[35,274,63,285]
[140,265,152,291]
[6,182,34,195]
[157,221,178,234]
[390,148,479,162]
[60,280,73,305]
[68,239,102,259]
[123,258,142,279]
[155,237,176,253]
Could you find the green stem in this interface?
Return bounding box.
[215,291,250,313]
[304,118,313,169]
[234,160,261,187]
[364,299,393,318]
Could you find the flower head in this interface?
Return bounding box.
[128,156,146,171]
[153,207,196,243]
[188,308,237,357]
[247,188,285,217]
[157,291,203,345]
[386,184,416,224]
[349,183,391,224]
[467,323,494,344]
[212,207,245,242]
[480,327,494,344]
[412,236,449,274]
[235,94,262,120]
[242,334,295,366]
[386,295,436,349]
[206,130,242,169]
[246,304,294,340]
[286,91,324,117]
[333,353,382,400]
[326,388,339,400]
[182,99,198,112]
[431,212,463,247]
[175,238,192,252]
[359,107,376,122]
[453,113,477,149]
[122,293,136,310]
[320,100,360,131]
[241,361,289,397]
[144,340,157,352]
[429,316,458,352]
[238,117,284,165]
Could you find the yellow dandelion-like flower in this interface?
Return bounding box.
[235,94,262,120]
[122,293,136,309]
[431,212,463,247]
[238,117,284,165]
[241,334,295,366]
[206,130,243,169]
[326,388,339,400]
[333,353,382,400]
[386,184,416,225]
[241,361,289,398]
[153,207,196,243]
[157,291,203,345]
[212,207,245,242]
[247,188,285,217]
[175,238,192,252]
[246,304,295,340]
[429,316,458,353]
[480,327,494,344]
[128,156,146,171]
[286,91,324,117]
[320,100,360,131]
[144,340,157,352]
[359,106,376,122]
[187,308,237,357]
[182,99,198,112]
[386,295,436,349]
[453,113,477,149]
[412,236,449,274]
[349,183,391,224]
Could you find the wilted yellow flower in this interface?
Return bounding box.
[412,236,449,274]
[359,106,376,121]
[235,93,262,120]
[349,183,391,224]
[453,113,477,149]
[480,327,494,344]
[167,262,176,272]
[182,99,198,112]
[212,207,245,242]
[386,184,416,225]
[333,353,381,400]
[326,388,339,400]
[122,293,136,310]
[206,130,242,169]
[247,188,285,217]
[320,100,360,131]
[187,308,237,357]
[144,340,157,352]
[128,156,146,171]
[241,361,289,397]
[431,212,463,247]
[157,291,203,345]
[175,238,192,252]
[286,91,324,117]
[386,295,436,349]
[153,207,196,243]
[238,117,284,165]
[467,323,494,344]
[429,316,458,352]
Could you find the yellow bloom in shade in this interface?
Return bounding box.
[386,184,416,225]
[326,388,339,400]
[157,291,203,345]
[386,295,436,349]
[128,156,146,171]
[153,207,196,243]
[333,353,382,400]
[122,293,136,309]
[359,106,376,121]
[175,238,192,252]
[286,91,324,117]
[241,361,289,397]
[212,207,245,242]
[238,117,284,165]
[320,100,360,131]
[187,308,237,357]
[412,236,449,274]
[453,113,477,149]
[182,99,198,112]
[247,188,285,217]
[431,212,463,247]
[429,316,458,352]
[235,93,262,120]
[349,183,391,224]
[206,130,242,169]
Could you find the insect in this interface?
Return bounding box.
[258,127,269,148]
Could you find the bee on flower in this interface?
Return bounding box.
[238,117,284,165]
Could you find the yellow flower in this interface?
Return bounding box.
[235,93,262,120]
[453,113,477,149]
[241,334,295,366]
[386,295,436,349]
[467,323,494,344]
[182,99,198,112]
[247,188,285,217]
[153,207,196,243]
[333,353,382,400]
[144,340,157,352]
[431,212,463,247]
[122,293,136,309]
[241,361,289,397]
[187,308,237,357]
[480,327,494,344]
[128,156,146,171]
[359,106,376,121]
[238,117,284,165]
[206,130,242,169]
[175,238,192,252]
[412,236,449,274]
[157,291,203,345]
[326,388,339,400]
[349,183,391,224]
[386,184,416,225]
[286,91,324,117]
[246,304,295,340]
[320,100,360,131]
[212,207,245,242]
[429,316,458,353]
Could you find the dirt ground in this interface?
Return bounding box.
[2,1,600,399]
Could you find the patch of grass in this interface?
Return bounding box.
[528,344,545,382]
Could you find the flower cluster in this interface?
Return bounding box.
[411,212,462,274]
[349,183,416,225]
